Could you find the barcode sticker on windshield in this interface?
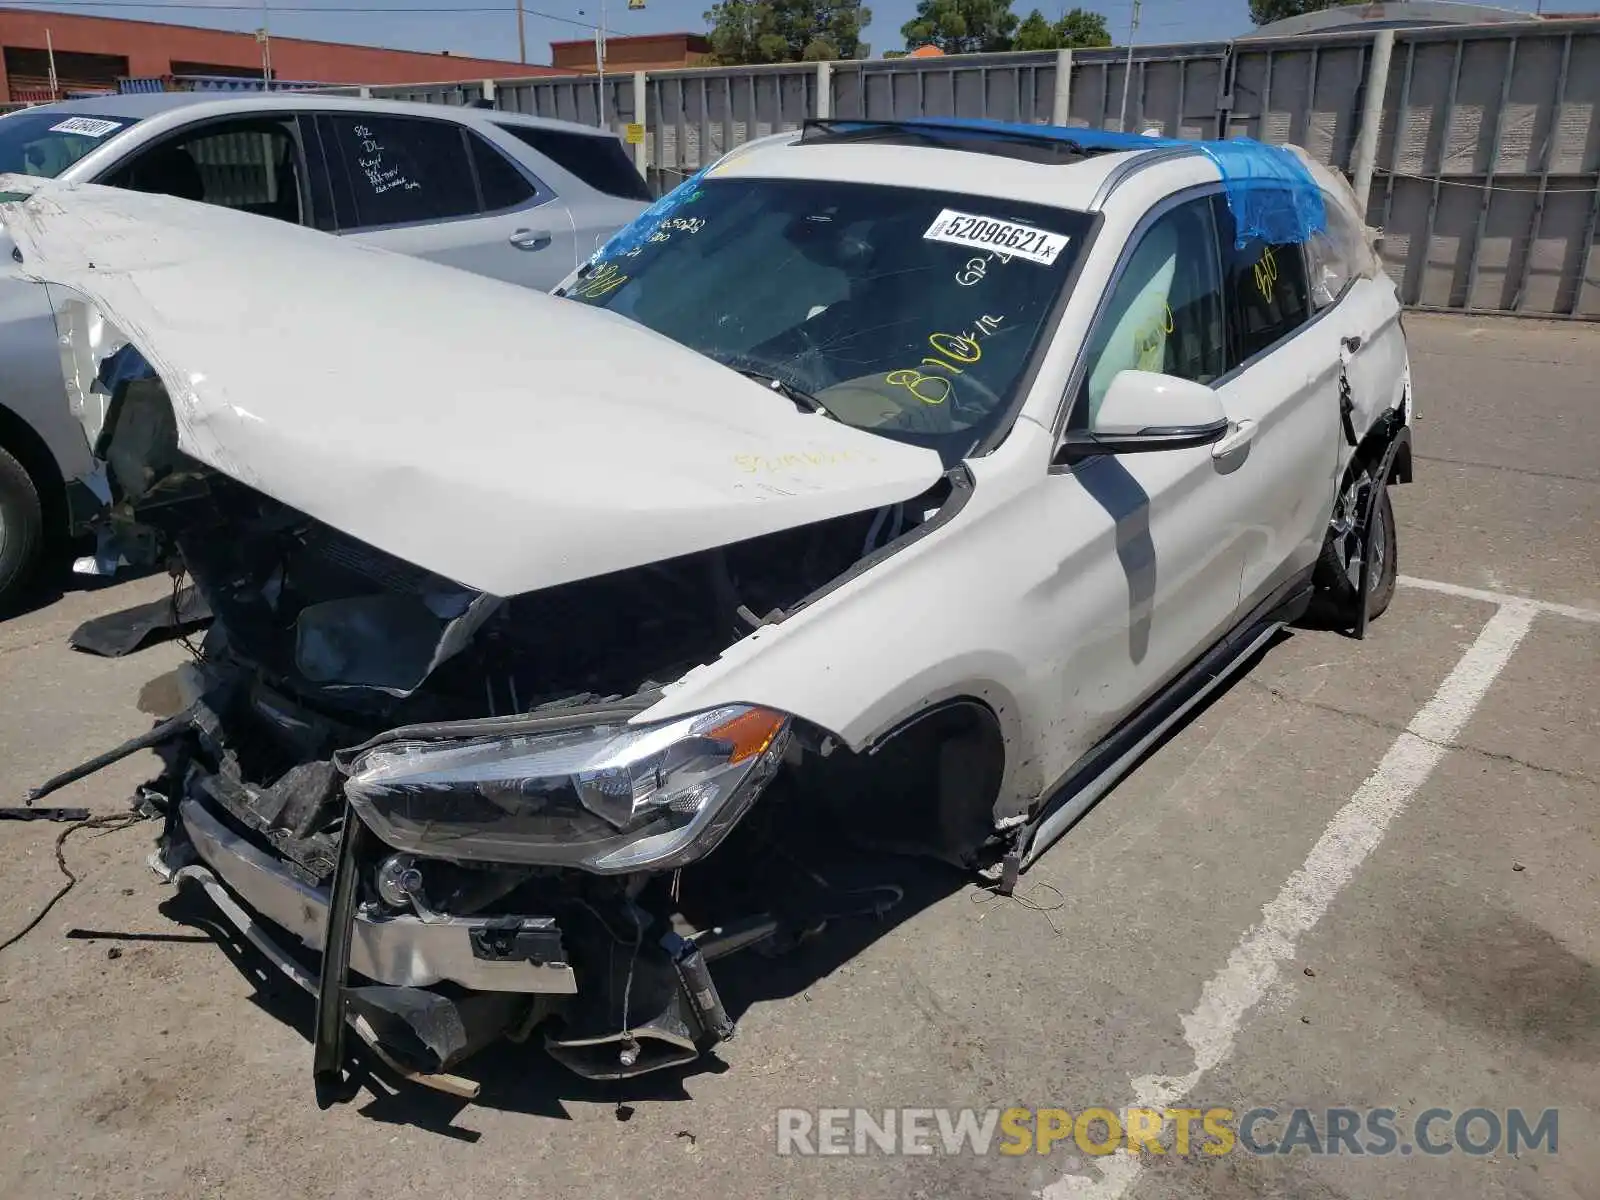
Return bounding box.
[923,209,1069,266]
[49,117,123,138]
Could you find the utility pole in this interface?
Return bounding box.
[594,0,608,128]
[1117,0,1140,131]
[259,0,273,84]
[517,0,526,63]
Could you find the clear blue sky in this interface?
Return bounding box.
[2,0,1593,66]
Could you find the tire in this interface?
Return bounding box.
[1314,463,1397,625]
[0,444,45,613]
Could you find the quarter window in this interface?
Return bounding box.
[322,114,479,228]
[1079,197,1226,424]
[497,123,651,201]
[1214,195,1311,366]
[470,133,538,211]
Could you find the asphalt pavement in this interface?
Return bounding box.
[0,312,1594,1200]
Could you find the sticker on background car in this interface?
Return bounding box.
[48,117,124,138]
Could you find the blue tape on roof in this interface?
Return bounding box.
[893,117,1329,249]
[587,117,1328,268]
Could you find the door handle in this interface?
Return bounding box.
[1211,418,1257,460]
[509,228,552,252]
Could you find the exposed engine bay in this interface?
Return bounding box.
[30,358,997,1098]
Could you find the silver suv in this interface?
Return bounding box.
[0,93,648,608]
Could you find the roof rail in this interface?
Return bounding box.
[1088,145,1205,210]
[799,118,1122,165]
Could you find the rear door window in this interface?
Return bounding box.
[496,123,650,201]
[320,113,481,229]
[1213,194,1312,367]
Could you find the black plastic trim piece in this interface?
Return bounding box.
[1055,417,1229,464]
[312,808,363,1107]
[787,466,975,619]
[1020,564,1315,858]
[469,917,567,966]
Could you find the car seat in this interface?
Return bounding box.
[126,144,206,203]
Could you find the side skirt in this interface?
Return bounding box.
[1014,568,1314,877]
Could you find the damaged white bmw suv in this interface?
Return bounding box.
[7,117,1413,1097]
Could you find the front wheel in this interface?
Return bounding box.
[0,444,45,615]
[1314,464,1397,625]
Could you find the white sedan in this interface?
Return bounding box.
[8,117,1413,1096]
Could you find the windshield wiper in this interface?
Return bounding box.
[735,368,837,420]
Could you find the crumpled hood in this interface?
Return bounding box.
[0,176,944,596]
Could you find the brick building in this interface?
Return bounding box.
[0,7,570,103]
[549,31,711,73]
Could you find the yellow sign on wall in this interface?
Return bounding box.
[624,123,645,145]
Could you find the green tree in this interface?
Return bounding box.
[1012,9,1055,50]
[1012,6,1110,50]
[1248,0,1361,25]
[901,0,1018,54]
[1054,6,1111,46]
[705,0,871,63]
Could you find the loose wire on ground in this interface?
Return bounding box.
[970,879,1066,936]
[0,811,150,956]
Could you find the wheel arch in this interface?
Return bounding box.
[790,694,1010,870]
[0,396,67,538]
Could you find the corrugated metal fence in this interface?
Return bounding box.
[349,19,1600,317]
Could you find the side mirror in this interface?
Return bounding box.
[1056,370,1229,465]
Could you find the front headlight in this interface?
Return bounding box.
[343,705,791,874]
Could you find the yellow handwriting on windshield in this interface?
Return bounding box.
[887,313,1005,403]
[568,262,628,299]
[885,369,954,406]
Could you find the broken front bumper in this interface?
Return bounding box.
[157,787,756,1096]
[170,798,577,996]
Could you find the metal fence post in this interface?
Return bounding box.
[632,70,648,175]
[1051,48,1074,126]
[1512,32,1572,311]
[1350,29,1394,212]
[816,59,832,120]
[1463,36,1518,310]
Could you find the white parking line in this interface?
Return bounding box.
[1041,601,1538,1199]
[1400,574,1600,625]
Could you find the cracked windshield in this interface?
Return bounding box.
[563,176,1094,462]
